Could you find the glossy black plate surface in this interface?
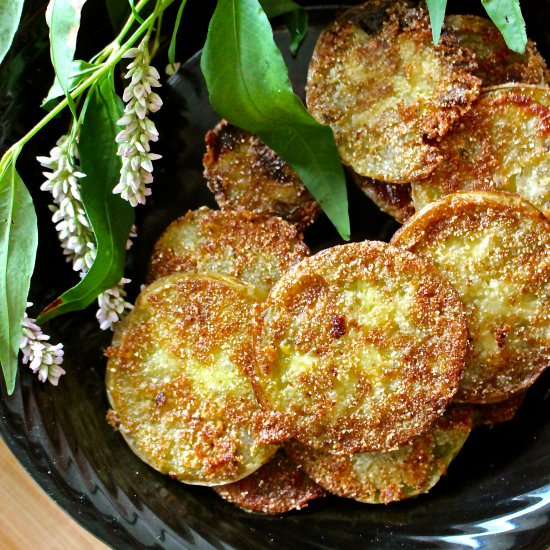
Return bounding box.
[0,2,549,548]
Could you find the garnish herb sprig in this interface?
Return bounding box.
[0,0,172,392]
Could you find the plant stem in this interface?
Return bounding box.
[115,0,152,46]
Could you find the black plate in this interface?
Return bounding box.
[1,2,549,549]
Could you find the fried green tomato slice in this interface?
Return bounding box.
[253,241,468,455]
[392,192,550,403]
[445,15,549,87]
[351,172,415,223]
[147,207,310,298]
[286,406,473,504]
[203,120,321,229]
[473,391,526,426]
[306,0,481,183]
[411,85,550,218]
[212,450,326,514]
[106,273,278,486]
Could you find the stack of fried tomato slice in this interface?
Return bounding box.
[108,208,331,512]
[106,0,550,515]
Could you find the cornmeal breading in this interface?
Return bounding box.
[392,192,550,403]
[203,120,321,229]
[286,406,473,504]
[306,0,481,182]
[411,85,550,218]
[213,450,326,514]
[148,207,310,298]
[106,273,278,485]
[253,241,468,455]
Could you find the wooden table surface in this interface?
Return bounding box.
[0,437,108,550]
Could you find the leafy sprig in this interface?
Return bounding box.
[0,152,37,394]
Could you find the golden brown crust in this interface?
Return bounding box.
[473,391,526,426]
[203,120,321,229]
[147,207,310,298]
[306,0,481,182]
[392,191,550,403]
[445,15,549,86]
[253,241,468,455]
[351,172,415,223]
[106,273,277,485]
[411,85,550,218]
[213,450,326,514]
[286,406,473,504]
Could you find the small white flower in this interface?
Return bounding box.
[96,278,134,331]
[114,36,162,206]
[20,303,66,386]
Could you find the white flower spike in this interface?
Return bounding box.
[37,135,96,272]
[114,36,162,206]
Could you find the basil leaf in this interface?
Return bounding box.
[0,158,38,394]
[0,0,24,66]
[426,0,447,45]
[202,0,349,239]
[481,0,527,53]
[39,75,134,323]
[45,0,88,116]
[41,59,95,110]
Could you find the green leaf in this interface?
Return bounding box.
[0,157,38,394]
[285,7,307,56]
[38,75,134,323]
[168,0,188,66]
[202,0,349,239]
[0,0,24,66]
[41,59,95,110]
[259,0,301,19]
[259,0,307,55]
[481,0,527,53]
[426,0,447,45]
[45,0,88,116]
